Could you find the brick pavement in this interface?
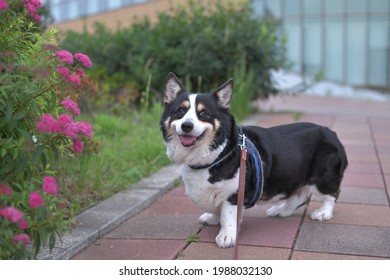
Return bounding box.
[72,95,390,260]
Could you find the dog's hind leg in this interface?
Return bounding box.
[310,193,336,221]
[266,186,314,218]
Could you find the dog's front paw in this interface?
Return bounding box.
[310,208,333,221]
[199,213,220,225]
[216,231,236,248]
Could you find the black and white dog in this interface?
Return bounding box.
[160,73,348,248]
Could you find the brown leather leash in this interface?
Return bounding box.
[233,145,247,260]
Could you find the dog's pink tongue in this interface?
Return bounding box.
[179,135,197,147]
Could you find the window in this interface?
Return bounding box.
[303,19,321,75]
[285,0,301,17]
[324,17,344,82]
[368,17,389,85]
[303,0,321,14]
[285,19,302,72]
[324,0,344,14]
[346,17,367,84]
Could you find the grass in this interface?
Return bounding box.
[58,103,171,215]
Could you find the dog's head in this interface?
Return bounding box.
[160,73,235,166]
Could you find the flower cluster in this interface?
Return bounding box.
[0,0,42,21]
[1,0,95,259]
[0,176,61,249]
[61,99,80,116]
[55,49,91,86]
[36,106,93,154]
[0,0,8,10]
[22,0,43,22]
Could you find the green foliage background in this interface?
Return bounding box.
[60,0,287,108]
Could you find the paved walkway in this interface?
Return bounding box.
[48,95,390,260]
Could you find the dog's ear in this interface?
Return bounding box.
[213,78,233,109]
[164,72,185,104]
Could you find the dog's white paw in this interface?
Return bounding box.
[216,231,236,248]
[199,213,220,225]
[310,208,333,221]
[266,203,293,217]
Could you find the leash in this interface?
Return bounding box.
[233,137,247,260]
[233,127,264,260]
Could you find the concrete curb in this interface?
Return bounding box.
[37,164,181,260]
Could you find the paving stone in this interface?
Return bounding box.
[300,114,333,127]
[72,239,186,260]
[177,242,290,260]
[295,222,390,258]
[381,161,390,174]
[105,215,201,240]
[342,173,384,188]
[344,162,382,175]
[336,186,389,205]
[141,187,202,216]
[346,153,378,163]
[199,218,300,248]
[291,251,387,260]
[306,202,390,227]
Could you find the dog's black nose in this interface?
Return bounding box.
[181,121,194,133]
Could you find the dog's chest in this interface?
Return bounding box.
[181,165,239,213]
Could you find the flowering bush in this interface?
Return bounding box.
[0,0,94,259]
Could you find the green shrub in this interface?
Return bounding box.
[0,0,95,259]
[60,0,286,109]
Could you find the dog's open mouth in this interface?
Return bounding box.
[179,131,205,147]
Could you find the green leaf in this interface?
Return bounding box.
[32,145,43,164]
[17,128,32,142]
[5,101,13,122]
[49,234,56,251]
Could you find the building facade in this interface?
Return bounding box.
[252,0,390,88]
[48,0,390,89]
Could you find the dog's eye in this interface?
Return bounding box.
[175,107,186,118]
[198,110,210,120]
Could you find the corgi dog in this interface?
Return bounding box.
[160,73,348,248]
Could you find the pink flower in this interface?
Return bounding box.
[18,220,29,230]
[12,233,31,245]
[74,68,85,78]
[66,74,81,85]
[42,176,58,194]
[0,183,12,196]
[0,0,8,10]
[56,66,69,78]
[42,176,58,195]
[22,0,42,22]
[36,113,62,133]
[27,0,42,7]
[24,3,36,14]
[61,99,80,116]
[29,191,44,209]
[62,122,78,139]
[55,50,74,64]
[33,13,41,22]
[58,114,73,127]
[72,139,84,154]
[75,121,93,137]
[0,207,24,223]
[74,53,92,68]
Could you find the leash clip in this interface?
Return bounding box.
[239,133,247,151]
